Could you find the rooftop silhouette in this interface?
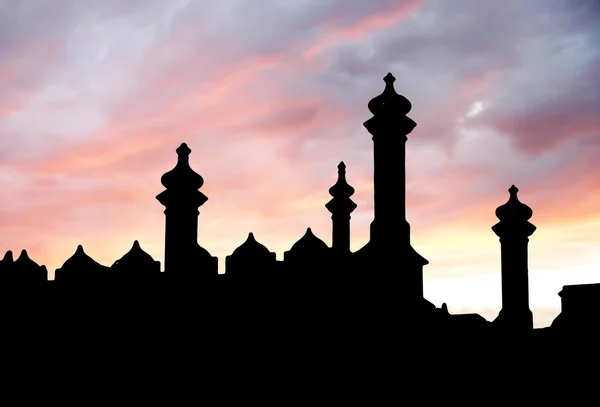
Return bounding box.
[0,73,597,349]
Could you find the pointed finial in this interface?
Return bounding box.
[384,72,396,84]
[248,232,255,241]
[76,245,84,253]
[20,249,29,259]
[306,227,313,235]
[176,143,191,159]
[329,161,355,198]
[133,240,140,248]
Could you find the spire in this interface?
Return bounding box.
[326,162,357,215]
[160,143,205,191]
[367,73,412,118]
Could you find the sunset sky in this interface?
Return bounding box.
[1,0,598,327]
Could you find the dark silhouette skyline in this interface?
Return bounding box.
[0,73,597,340]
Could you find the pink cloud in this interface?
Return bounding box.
[0,0,598,326]
[302,0,424,59]
[339,0,425,39]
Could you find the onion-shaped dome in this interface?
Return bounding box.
[57,245,108,273]
[112,241,159,272]
[231,233,272,258]
[495,185,533,223]
[492,185,536,238]
[326,161,358,215]
[367,73,412,117]
[160,143,204,191]
[289,228,329,255]
[328,162,355,198]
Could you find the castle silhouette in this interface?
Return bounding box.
[0,73,597,340]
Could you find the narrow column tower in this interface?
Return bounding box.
[156,143,208,273]
[360,73,428,300]
[325,162,357,254]
[492,185,536,332]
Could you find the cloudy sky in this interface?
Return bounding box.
[0,0,598,327]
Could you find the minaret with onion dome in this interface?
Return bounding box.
[156,143,211,274]
[325,162,357,254]
[358,73,428,302]
[492,185,536,332]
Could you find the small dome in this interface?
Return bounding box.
[59,245,107,272]
[0,250,14,272]
[1,250,13,264]
[289,228,329,255]
[495,185,533,223]
[113,240,157,271]
[231,233,272,258]
[160,143,204,191]
[13,249,41,272]
[367,73,412,117]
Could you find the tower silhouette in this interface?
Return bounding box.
[0,72,596,345]
[356,73,428,304]
[492,185,536,332]
[326,162,357,254]
[156,143,217,277]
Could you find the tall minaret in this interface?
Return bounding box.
[325,162,357,254]
[362,73,428,299]
[492,185,536,332]
[365,73,413,247]
[156,143,208,273]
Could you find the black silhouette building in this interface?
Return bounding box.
[0,73,597,340]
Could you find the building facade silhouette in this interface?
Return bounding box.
[0,73,597,337]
